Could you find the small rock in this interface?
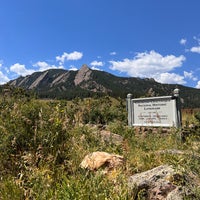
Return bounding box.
[99,130,123,145]
[80,151,124,171]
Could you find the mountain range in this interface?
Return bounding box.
[5,64,200,108]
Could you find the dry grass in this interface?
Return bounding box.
[0,96,200,199]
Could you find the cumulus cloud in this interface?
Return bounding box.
[34,61,63,71]
[69,65,78,71]
[0,71,10,85]
[155,72,186,85]
[190,46,200,53]
[193,36,200,44]
[109,50,186,84]
[196,81,200,89]
[180,38,187,45]
[10,63,35,76]
[90,61,104,71]
[0,61,10,84]
[56,51,83,64]
[188,36,200,53]
[91,66,102,71]
[90,60,104,67]
[184,71,197,81]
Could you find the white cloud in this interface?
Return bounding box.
[196,81,200,89]
[0,71,10,85]
[184,71,197,81]
[110,51,117,55]
[5,67,9,73]
[180,38,187,45]
[91,66,102,71]
[109,50,185,83]
[90,60,104,67]
[189,36,200,53]
[10,63,35,76]
[56,51,83,64]
[33,61,63,71]
[190,46,200,53]
[193,36,200,44]
[69,65,78,71]
[155,72,186,85]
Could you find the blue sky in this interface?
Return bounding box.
[1,0,200,88]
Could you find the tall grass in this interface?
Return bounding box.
[0,95,200,199]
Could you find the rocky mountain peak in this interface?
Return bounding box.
[80,64,90,71]
[74,64,92,86]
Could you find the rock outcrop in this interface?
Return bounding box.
[128,165,196,200]
[74,64,92,86]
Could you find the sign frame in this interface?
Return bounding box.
[127,90,182,128]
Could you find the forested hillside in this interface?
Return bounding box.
[5,65,200,108]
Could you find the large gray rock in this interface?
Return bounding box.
[128,165,196,200]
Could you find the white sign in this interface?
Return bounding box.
[131,96,178,127]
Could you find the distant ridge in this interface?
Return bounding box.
[6,64,200,108]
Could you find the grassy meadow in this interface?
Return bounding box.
[0,94,200,199]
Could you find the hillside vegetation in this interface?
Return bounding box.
[7,64,200,108]
[0,91,200,199]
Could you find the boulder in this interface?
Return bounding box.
[84,125,123,145]
[99,130,123,145]
[80,151,124,171]
[128,165,196,200]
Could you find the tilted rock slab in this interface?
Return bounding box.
[128,165,195,200]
